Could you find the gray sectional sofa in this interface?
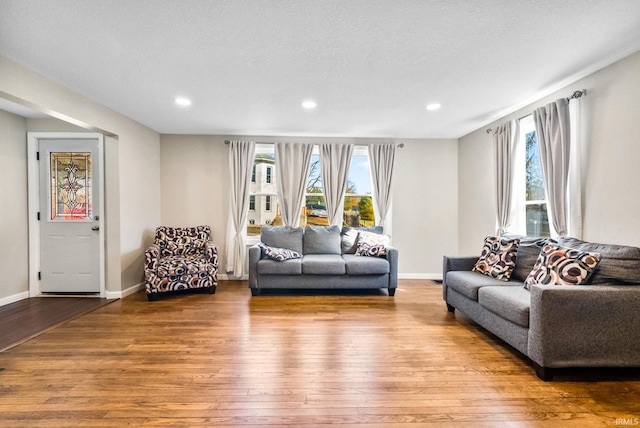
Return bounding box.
[248,225,398,296]
[443,236,640,380]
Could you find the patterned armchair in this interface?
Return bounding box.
[144,225,218,301]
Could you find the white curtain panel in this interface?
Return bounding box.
[493,120,519,235]
[275,142,313,227]
[225,140,256,276]
[533,98,571,238]
[568,97,583,239]
[368,143,396,229]
[320,143,354,226]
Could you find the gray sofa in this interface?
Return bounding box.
[443,236,640,380]
[248,225,398,296]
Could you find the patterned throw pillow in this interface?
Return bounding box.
[259,243,302,262]
[472,236,520,281]
[355,231,391,257]
[524,243,601,289]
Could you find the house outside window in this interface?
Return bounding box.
[247,145,278,236]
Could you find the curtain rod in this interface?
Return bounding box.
[486,89,587,134]
[224,140,404,148]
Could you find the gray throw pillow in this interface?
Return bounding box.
[303,225,341,255]
[260,226,303,254]
[560,237,640,284]
[507,235,558,282]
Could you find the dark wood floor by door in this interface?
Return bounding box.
[0,280,638,427]
[0,296,112,352]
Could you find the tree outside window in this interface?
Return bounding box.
[523,127,550,237]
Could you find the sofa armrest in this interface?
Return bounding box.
[385,246,398,289]
[144,243,161,289]
[528,284,640,368]
[248,244,262,289]
[442,255,478,300]
[205,240,219,269]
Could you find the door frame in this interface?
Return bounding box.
[27,132,106,298]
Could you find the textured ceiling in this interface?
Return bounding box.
[2,1,640,138]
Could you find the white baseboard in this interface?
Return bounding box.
[106,282,144,299]
[218,273,247,281]
[398,273,442,281]
[0,291,30,308]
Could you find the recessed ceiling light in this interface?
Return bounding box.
[302,100,317,109]
[174,97,192,107]
[426,103,441,111]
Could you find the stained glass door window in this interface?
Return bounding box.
[50,152,92,221]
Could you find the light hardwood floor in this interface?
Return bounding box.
[0,280,638,427]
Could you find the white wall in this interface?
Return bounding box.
[0,55,162,295]
[458,50,640,255]
[0,110,29,304]
[160,135,459,277]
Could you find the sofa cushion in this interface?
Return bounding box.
[524,243,601,288]
[258,243,302,261]
[341,226,384,254]
[303,226,341,255]
[355,231,391,257]
[343,254,390,275]
[478,285,531,328]
[302,254,345,274]
[261,226,303,254]
[257,258,302,275]
[472,236,520,281]
[560,237,640,285]
[506,236,558,282]
[446,271,516,301]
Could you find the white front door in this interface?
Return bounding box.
[36,137,102,293]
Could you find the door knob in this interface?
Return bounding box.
[91,226,100,231]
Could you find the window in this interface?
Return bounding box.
[516,116,551,237]
[246,143,376,236]
[247,144,278,236]
[344,149,375,227]
[305,146,375,227]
